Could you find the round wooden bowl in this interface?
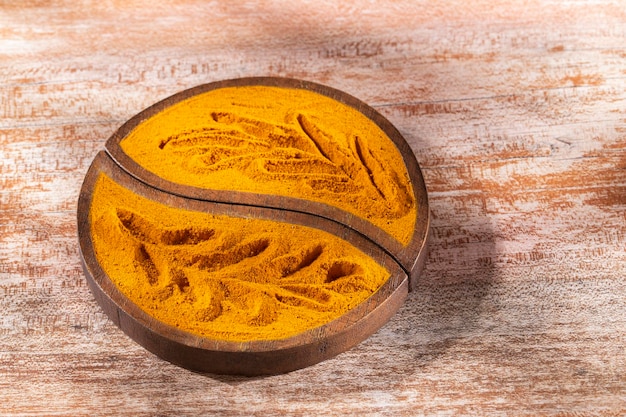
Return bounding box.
[77,77,430,376]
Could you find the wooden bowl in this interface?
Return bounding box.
[77,77,430,376]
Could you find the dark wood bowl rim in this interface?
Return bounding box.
[78,152,409,354]
[77,77,431,374]
[104,77,429,278]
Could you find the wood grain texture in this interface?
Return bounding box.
[1,0,625,415]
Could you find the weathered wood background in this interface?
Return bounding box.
[1,1,625,415]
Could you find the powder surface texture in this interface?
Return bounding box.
[90,174,390,342]
[120,86,416,245]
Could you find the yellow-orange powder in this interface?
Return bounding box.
[90,173,390,342]
[120,85,416,245]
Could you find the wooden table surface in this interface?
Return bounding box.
[1,1,625,415]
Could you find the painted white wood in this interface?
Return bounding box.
[1,1,625,414]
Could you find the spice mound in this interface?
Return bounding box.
[90,174,390,342]
[120,85,416,245]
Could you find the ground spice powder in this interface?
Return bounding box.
[90,174,390,342]
[120,85,417,245]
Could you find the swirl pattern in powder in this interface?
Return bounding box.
[120,86,417,245]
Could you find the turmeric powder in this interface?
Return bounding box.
[120,85,416,245]
[90,173,390,342]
